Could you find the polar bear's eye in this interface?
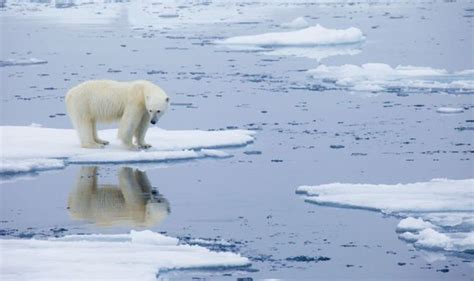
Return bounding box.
[149,110,152,113]
[166,97,169,102]
[157,110,161,113]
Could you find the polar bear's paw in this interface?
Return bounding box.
[138,144,152,150]
[96,139,110,145]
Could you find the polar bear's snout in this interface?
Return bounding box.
[150,112,158,125]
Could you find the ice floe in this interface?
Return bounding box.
[297,179,474,254]
[265,45,361,61]
[396,217,436,232]
[217,24,365,47]
[308,63,474,94]
[217,24,364,60]
[0,58,47,67]
[436,107,465,114]
[0,230,250,280]
[398,228,474,253]
[0,158,65,175]
[280,17,310,29]
[0,126,255,175]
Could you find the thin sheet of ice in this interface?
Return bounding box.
[0,58,47,67]
[0,230,250,280]
[216,24,365,47]
[0,158,65,174]
[0,126,255,173]
[308,63,474,94]
[265,45,361,61]
[187,238,233,247]
[297,179,474,253]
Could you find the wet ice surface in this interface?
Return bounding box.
[308,63,474,94]
[297,179,474,253]
[0,126,255,175]
[1,0,474,280]
[1,230,250,280]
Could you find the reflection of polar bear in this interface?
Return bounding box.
[68,166,170,227]
[65,80,169,149]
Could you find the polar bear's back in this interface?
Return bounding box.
[66,80,143,123]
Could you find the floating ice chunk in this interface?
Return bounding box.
[0,158,65,175]
[280,17,309,29]
[0,126,255,174]
[0,230,250,280]
[297,178,474,254]
[29,123,43,127]
[187,238,233,247]
[265,45,361,61]
[216,25,365,46]
[0,58,47,67]
[310,63,447,79]
[397,217,436,232]
[216,24,364,61]
[436,107,464,114]
[399,229,474,252]
[308,63,474,94]
[422,212,474,228]
[297,179,474,213]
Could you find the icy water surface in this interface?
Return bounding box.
[1,0,474,280]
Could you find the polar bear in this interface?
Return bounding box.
[65,80,169,149]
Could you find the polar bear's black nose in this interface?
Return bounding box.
[150,120,156,125]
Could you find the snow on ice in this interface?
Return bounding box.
[0,58,48,67]
[308,63,474,93]
[265,45,361,61]
[436,107,465,114]
[297,179,474,253]
[216,24,365,46]
[0,126,255,174]
[217,24,364,60]
[0,230,250,280]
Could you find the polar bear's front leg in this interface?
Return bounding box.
[118,107,142,150]
[135,113,152,149]
[92,122,109,145]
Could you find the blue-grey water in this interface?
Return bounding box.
[1,1,473,280]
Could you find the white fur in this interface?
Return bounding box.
[66,80,169,149]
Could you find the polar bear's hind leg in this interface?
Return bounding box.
[78,118,104,149]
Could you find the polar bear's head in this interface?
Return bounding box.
[143,83,170,125]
